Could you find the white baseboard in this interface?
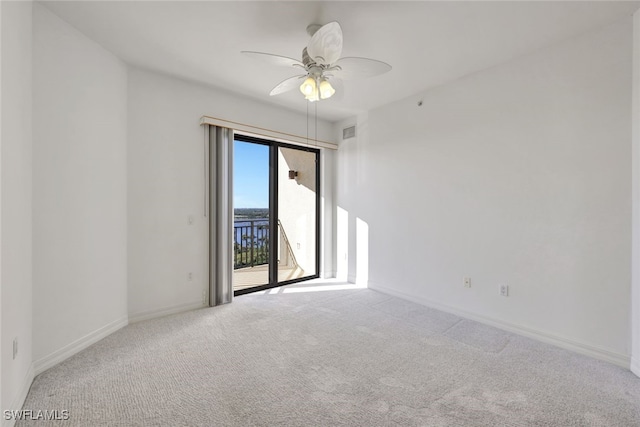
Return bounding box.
[128,301,205,324]
[368,282,630,368]
[3,364,35,427]
[320,270,336,279]
[631,357,640,378]
[33,316,128,375]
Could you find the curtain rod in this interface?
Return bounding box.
[200,115,338,150]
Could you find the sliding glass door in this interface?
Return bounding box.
[276,146,318,281]
[233,135,319,295]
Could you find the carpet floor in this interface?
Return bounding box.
[18,280,640,426]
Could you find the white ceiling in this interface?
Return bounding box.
[42,1,640,122]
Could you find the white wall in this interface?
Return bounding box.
[32,4,128,370]
[632,9,640,377]
[321,148,336,278]
[335,113,369,284]
[127,68,334,320]
[340,19,633,365]
[1,0,34,417]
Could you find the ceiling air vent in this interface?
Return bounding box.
[342,125,356,140]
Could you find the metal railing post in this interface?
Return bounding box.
[250,220,255,267]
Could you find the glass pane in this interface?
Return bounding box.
[277,147,317,282]
[233,140,270,291]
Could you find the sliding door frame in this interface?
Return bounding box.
[234,134,321,296]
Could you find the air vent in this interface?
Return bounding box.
[342,125,356,140]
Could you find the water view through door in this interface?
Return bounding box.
[233,135,319,294]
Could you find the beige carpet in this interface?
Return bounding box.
[18,281,640,426]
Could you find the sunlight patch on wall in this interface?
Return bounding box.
[356,217,369,286]
[337,206,349,280]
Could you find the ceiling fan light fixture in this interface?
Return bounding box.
[299,76,316,96]
[305,89,320,102]
[319,79,335,100]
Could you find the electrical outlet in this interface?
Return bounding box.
[500,285,509,297]
[13,337,18,360]
[188,272,193,281]
[202,289,207,305]
[188,215,194,225]
[463,277,471,288]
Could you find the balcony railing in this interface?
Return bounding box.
[234,218,269,269]
[233,219,299,271]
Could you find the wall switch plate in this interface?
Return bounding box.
[500,285,509,297]
[463,277,471,288]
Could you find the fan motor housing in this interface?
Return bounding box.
[302,47,315,68]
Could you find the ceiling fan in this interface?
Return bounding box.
[242,22,392,102]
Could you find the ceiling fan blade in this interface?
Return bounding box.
[332,57,392,80]
[327,76,343,90]
[241,51,304,69]
[306,22,343,65]
[269,75,306,96]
